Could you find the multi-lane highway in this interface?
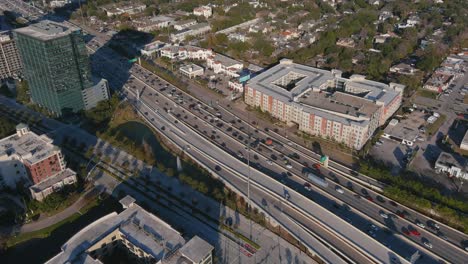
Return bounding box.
[84,39,468,264]
[87,35,468,263]
[2,2,467,261]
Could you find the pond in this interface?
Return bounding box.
[112,121,173,165]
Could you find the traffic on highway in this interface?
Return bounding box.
[84,30,468,264]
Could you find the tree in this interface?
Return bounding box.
[253,36,274,57]
[16,80,29,104]
[166,168,175,177]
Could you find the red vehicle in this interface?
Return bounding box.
[396,211,405,218]
[403,230,410,236]
[240,247,252,257]
[265,138,273,145]
[243,243,257,254]
[365,196,374,202]
[313,163,321,169]
[410,229,421,236]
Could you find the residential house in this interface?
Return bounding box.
[390,63,417,75]
[193,6,212,18]
[336,37,356,48]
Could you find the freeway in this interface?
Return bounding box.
[84,41,409,263]
[5,1,468,256]
[80,26,468,258]
[83,36,463,262]
[129,63,468,264]
[124,85,403,264]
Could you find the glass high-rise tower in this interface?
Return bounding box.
[14,20,93,115]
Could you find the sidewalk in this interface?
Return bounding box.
[18,188,98,234]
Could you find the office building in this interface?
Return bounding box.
[82,77,110,110]
[0,31,22,80]
[0,124,77,201]
[14,20,106,116]
[179,64,204,79]
[245,59,404,150]
[47,196,214,264]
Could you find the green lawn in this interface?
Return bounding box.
[417,89,438,99]
[7,212,82,247]
[427,114,447,136]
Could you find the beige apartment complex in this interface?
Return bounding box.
[245,59,404,149]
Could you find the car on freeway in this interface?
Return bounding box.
[335,186,344,194]
[266,159,273,165]
[396,211,406,218]
[423,241,433,249]
[416,222,425,229]
[438,233,448,241]
[215,165,221,171]
[243,243,257,254]
[304,182,311,191]
[409,228,420,236]
[380,212,389,219]
[286,164,293,169]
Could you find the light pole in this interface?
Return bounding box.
[247,108,252,240]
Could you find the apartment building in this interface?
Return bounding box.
[0,31,22,80]
[0,124,76,201]
[133,15,175,32]
[245,59,404,150]
[170,23,211,42]
[47,196,214,264]
[104,3,146,17]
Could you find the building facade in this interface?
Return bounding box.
[245,59,404,150]
[0,124,76,200]
[0,31,22,80]
[170,23,211,42]
[179,64,204,79]
[82,78,110,110]
[14,20,106,115]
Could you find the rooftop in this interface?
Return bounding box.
[47,197,212,264]
[462,130,468,146]
[298,91,380,120]
[14,20,79,41]
[180,63,204,72]
[209,53,243,67]
[0,127,59,165]
[178,236,214,263]
[436,152,467,171]
[30,168,76,193]
[383,112,425,141]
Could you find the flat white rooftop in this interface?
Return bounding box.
[0,127,58,165]
[47,196,213,264]
[14,20,79,41]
